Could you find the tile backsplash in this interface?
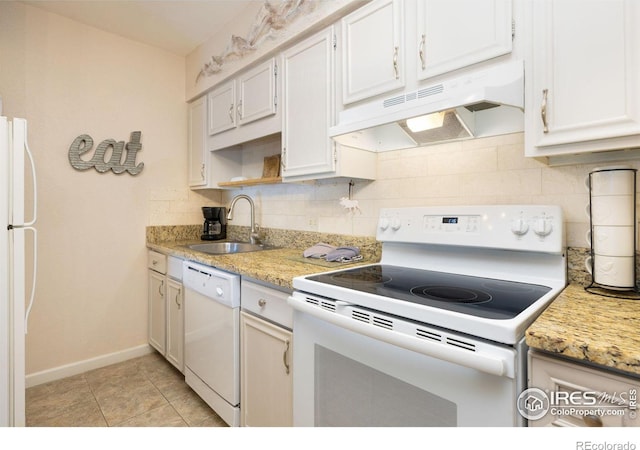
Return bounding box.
[149,132,640,251]
[147,224,633,287]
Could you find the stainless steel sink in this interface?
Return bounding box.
[185,242,276,255]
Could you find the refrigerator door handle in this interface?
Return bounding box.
[23,226,37,334]
[22,137,37,227]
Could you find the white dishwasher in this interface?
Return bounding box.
[183,261,240,426]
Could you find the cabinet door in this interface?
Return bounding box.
[148,270,166,354]
[187,96,207,187]
[416,0,512,80]
[207,80,236,136]
[237,58,277,126]
[240,312,293,427]
[166,279,184,373]
[525,0,640,158]
[342,0,404,104]
[282,27,336,178]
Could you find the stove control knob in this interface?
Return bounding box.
[534,218,553,237]
[379,218,390,230]
[391,218,402,230]
[510,218,529,236]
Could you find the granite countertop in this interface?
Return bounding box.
[526,284,640,376]
[147,239,373,291]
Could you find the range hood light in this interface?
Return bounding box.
[406,111,446,132]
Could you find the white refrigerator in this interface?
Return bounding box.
[1,116,37,427]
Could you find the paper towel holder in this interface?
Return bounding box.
[585,166,640,299]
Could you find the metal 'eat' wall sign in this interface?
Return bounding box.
[68,131,144,175]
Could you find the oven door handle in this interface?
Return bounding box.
[290,298,509,378]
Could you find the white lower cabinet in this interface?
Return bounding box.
[528,350,640,427]
[240,280,293,427]
[148,251,167,354]
[165,277,184,372]
[147,250,184,373]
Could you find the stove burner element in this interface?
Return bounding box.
[306,265,553,320]
[411,286,492,304]
[331,266,392,284]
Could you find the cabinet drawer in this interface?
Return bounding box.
[242,280,293,329]
[528,351,640,427]
[147,250,167,274]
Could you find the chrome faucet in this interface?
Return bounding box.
[227,194,261,245]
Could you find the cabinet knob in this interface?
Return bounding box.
[258,298,267,307]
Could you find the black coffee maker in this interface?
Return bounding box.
[201,207,227,240]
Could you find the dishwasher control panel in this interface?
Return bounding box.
[183,261,240,308]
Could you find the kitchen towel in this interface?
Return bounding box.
[325,246,361,262]
[303,242,337,258]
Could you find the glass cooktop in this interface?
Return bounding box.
[306,265,552,320]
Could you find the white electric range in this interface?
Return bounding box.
[288,205,566,427]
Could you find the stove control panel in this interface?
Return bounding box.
[424,214,481,233]
[377,205,565,253]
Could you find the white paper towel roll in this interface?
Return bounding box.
[588,166,635,196]
[586,166,637,289]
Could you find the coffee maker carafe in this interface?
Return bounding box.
[201,207,227,241]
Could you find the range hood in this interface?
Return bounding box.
[330,60,524,152]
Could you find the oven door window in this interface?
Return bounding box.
[293,311,520,427]
[315,345,456,426]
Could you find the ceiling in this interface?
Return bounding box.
[22,0,263,56]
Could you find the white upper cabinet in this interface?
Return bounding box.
[208,57,281,151]
[207,80,236,136]
[282,27,377,182]
[524,0,640,163]
[341,0,405,104]
[187,95,207,187]
[237,59,277,126]
[416,0,513,80]
[340,0,515,108]
[282,27,336,178]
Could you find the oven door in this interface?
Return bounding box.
[290,293,526,427]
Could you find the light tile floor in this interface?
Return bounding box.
[26,352,228,427]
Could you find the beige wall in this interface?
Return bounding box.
[0,2,219,376]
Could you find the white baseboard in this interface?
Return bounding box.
[26,344,154,388]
